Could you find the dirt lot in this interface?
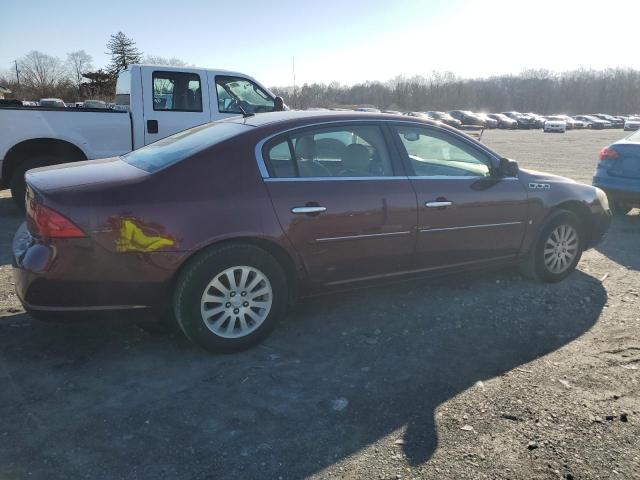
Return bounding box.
[0,129,638,480]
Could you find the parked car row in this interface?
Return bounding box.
[0,98,111,109]
[305,106,640,132]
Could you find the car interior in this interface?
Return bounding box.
[267,127,393,178]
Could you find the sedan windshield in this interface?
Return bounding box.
[122,122,249,173]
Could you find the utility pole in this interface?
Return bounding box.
[292,57,296,110]
[14,60,20,87]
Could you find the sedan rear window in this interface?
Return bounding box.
[123,122,249,173]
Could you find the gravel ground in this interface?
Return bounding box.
[0,129,638,480]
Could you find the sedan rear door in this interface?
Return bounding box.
[259,122,417,286]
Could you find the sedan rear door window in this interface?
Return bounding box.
[265,125,394,178]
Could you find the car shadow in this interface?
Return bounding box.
[595,211,640,271]
[0,268,605,479]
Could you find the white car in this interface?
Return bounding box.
[624,117,640,131]
[38,98,66,108]
[543,117,567,133]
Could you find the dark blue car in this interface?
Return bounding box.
[593,129,640,215]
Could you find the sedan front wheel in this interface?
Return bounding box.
[519,210,583,283]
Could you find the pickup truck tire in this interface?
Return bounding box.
[10,155,56,209]
[173,243,288,353]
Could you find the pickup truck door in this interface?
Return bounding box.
[207,73,276,120]
[142,68,211,145]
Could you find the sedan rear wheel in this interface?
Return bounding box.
[173,244,288,353]
[200,266,273,339]
[519,210,583,283]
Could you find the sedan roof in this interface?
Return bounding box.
[227,110,440,129]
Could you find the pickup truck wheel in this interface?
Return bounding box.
[9,155,55,209]
[519,210,583,283]
[173,244,288,353]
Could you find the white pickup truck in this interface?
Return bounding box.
[0,64,284,205]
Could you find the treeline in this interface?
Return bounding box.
[272,68,640,115]
[0,32,187,102]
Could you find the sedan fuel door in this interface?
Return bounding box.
[391,124,529,270]
[259,123,417,286]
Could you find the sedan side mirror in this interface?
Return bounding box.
[273,96,284,112]
[498,157,519,177]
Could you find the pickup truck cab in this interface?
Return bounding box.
[0,64,283,205]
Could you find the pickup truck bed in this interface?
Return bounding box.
[0,106,132,201]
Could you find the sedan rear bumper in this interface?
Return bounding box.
[12,222,178,312]
[593,175,640,196]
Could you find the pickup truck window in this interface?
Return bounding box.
[122,121,248,173]
[216,76,275,114]
[152,71,203,112]
[115,70,131,106]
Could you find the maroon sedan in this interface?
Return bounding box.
[13,111,611,352]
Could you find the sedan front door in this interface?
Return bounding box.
[260,123,417,286]
[390,124,529,270]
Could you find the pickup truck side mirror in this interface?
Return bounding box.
[273,96,284,112]
[498,157,519,177]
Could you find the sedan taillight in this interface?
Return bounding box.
[27,203,86,238]
[598,147,619,162]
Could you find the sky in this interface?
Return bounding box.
[1,0,639,87]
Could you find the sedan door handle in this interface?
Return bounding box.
[291,206,327,214]
[425,201,453,208]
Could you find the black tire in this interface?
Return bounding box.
[519,210,584,283]
[9,155,57,209]
[173,243,288,353]
[609,198,632,216]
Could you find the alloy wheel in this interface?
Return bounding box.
[200,266,273,338]
[543,225,579,274]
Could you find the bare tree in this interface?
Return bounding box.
[17,51,67,98]
[106,32,142,75]
[67,50,93,96]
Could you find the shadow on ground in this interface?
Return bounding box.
[0,267,606,479]
[596,211,640,271]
